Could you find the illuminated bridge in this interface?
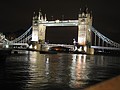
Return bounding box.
[1,9,120,54]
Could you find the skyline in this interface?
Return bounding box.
[0,0,120,43]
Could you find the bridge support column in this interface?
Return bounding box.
[82,45,94,55]
[95,33,96,46]
[98,37,100,46]
[86,46,94,55]
[102,40,104,46]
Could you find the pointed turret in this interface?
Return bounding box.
[90,11,92,18]
[79,8,82,17]
[32,11,38,25]
[33,12,36,20]
[79,8,82,14]
[44,14,47,21]
[84,5,88,13]
[86,8,89,14]
[38,9,42,21]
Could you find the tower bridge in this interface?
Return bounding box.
[1,9,120,54]
[31,9,93,54]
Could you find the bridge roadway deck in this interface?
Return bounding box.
[44,44,120,50]
[7,44,120,54]
[9,43,29,46]
[11,48,40,52]
[91,46,120,50]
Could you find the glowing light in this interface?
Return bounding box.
[88,29,91,32]
[78,37,86,45]
[5,44,9,48]
[47,46,50,50]
[29,45,32,49]
[55,20,60,23]
[34,45,37,49]
[77,47,82,51]
[84,46,87,52]
[46,58,49,64]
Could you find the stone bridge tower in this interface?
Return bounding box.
[77,8,93,54]
[31,10,46,50]
[32,10,46,44]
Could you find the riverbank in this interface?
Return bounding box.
[85,75,120,90]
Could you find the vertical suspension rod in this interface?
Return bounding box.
[94,33,96,46]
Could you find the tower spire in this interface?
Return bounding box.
[38,9,42,20]
[90,11,92,18]
[86,7,88,14]
[33,12,36,20]
[44,14,47,21]
[79,8,82,14]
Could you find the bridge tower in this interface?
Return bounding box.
[31,10,46,50]
[77,8,93,54]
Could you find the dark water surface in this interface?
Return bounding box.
[0,51,120,90]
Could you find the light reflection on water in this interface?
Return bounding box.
[70,54,88,88]
[0,51,120,90]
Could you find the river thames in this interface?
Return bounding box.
[0,51,120,90]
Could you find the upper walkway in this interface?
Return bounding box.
[38,20,78,26]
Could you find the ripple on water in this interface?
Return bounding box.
[0,53,120,90]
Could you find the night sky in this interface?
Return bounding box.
[0,0,120,43]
